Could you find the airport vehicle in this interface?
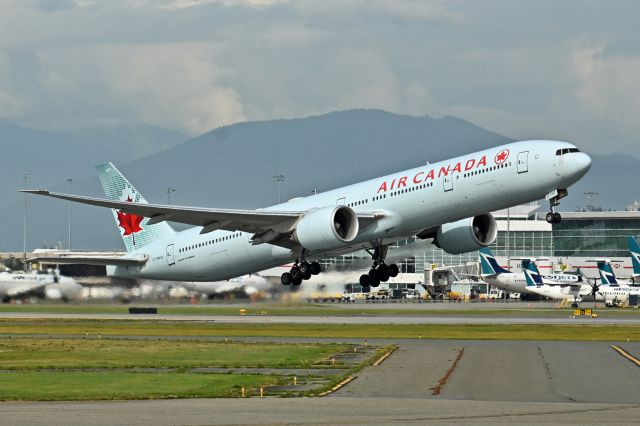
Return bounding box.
[0,271,82,302]
[479,247,582,295]
[24,140,591,288]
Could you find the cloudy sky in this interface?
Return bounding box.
[1,0,638,155]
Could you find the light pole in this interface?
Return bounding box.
[164,186,176,205]
[584,191,599,212]
[21,173,32,271]
[66,178,72,251]
[273,174,286,203]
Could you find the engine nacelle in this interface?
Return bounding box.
[295,206,359,252]
[435,213,498,255]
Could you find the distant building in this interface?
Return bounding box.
[626,200,640,212]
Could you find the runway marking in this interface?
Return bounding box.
[372,346,397,366]
[317,376,355,396]
[610,345,640,367]
[431,347,465,396]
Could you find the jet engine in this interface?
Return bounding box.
[294,205,359,251]
[434,213,498,255]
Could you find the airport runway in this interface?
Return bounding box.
[1,311,639,324]
[2,339,640,424]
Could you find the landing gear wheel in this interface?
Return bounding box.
[281,272,292,286]
[388,264,399,277]
[553,212,561,223]
[377,264,390,282]
[292,275,303,286]
[368,269,381,288]
[290,266,302,282]
[310,262,321,275]
[302,271,312,281]
[299,261,312,275]
[360,274,371,287]
[571,302,579,308]
[545,212,555,224]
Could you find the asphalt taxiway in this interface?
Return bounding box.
[1,311,639,325]
[2,339,640,424]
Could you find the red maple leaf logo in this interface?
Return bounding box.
[116,196,143,246]
[494,149,509,164]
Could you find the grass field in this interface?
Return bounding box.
[0,338,346,370]
[0,337,359,400]
[1,303,639,317]
[0,371,281,400]
[2,319,640,341]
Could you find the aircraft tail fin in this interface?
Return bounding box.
[96,162,175,252]
[522,259,543,287]
[596,261,618,286]
[629,237,640,276]
[479,247,510,276]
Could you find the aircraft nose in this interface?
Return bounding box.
[576,152,592,174]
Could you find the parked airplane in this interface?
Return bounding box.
[177,274,271,297]
[0,271,82,302]
[521,259,586,305]
[24,140,591,289]
[528,257,640,305]
[590,259,630,286]
[478,247,582,295]
[628,236,640,283]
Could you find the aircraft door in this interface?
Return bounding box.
[517,151,529,173]
[443,174,453,192]
[166,244,175,266]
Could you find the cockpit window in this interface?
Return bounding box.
[555,147,580,155]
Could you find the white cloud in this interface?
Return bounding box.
[36,43,246,133]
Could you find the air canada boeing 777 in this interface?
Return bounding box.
[25,140,591,290]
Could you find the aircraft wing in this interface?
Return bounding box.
[29,256,149,267]
[22,190,382,241]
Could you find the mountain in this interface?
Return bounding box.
[0,109,636,251]
[0,122,188,209]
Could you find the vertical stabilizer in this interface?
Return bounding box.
[596,261,618,286]
[479,247,510,275]
[522,260,543,286]
[96,163,175,252]
[629,237,640,276]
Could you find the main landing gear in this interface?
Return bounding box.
[359,246,399,292]
[545,189,568,224]
[280,260,321,286]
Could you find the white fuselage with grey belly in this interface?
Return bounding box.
[108,140,590,281]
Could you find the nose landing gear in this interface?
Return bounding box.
[545,188,568,224]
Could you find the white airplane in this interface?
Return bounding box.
[478,247,582,295]
[0,271,82,302]
[520,259,588,305]
[589,259,631,286]
[630,236,640,283]
[24,140,591,289]
[177,274,271,297]
[523,259,640,305]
